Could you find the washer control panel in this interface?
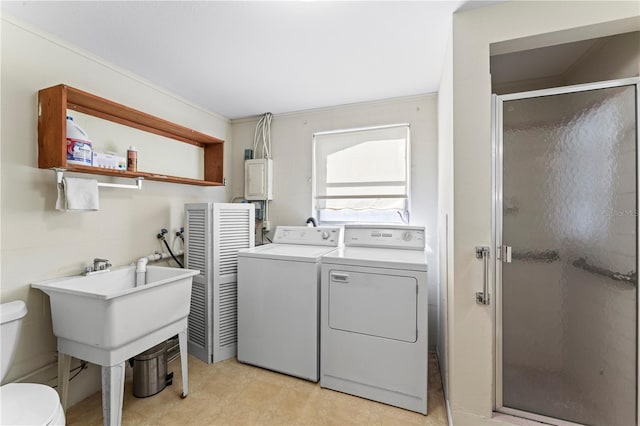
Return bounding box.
[344,225,425,250]
[273,226,342,246]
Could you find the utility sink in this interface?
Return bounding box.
[32,265,198,363]
[32,265,199,426]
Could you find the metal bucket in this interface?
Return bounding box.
[132,342,173,398]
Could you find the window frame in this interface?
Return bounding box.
[311,123,411,225]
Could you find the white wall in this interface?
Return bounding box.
[491,31,640,94]
[565,30,640,85]
[442,1,640,423]
[437,32,453,404]
[1,16,231,405]
[230,95,439,348]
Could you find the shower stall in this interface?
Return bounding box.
[494,78,639,425]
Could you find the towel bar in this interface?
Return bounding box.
[53,168,143,190]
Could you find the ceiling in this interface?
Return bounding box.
[2,1,503,119]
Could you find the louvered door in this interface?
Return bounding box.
[184,203,213,362]
[184,202,255,364]
[212,204,255,361]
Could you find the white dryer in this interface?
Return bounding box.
[320,225,428,414]
[237,226,342,381]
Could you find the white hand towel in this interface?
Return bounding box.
[56,177,99,211]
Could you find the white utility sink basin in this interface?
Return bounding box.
[32,265,199,426]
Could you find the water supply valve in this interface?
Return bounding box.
[157,228,168,240]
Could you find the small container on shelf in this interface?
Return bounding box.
[92,152,126,170]
[127,146,138,172]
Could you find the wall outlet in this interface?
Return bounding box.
[263,220,271,231]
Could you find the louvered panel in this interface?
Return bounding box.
[218,209,252,277]
[219,281,237,347]
[219,232,250,238]
[186,210,207,277]
[220,243,249,251]
[219,238,249,245]
[219,210,250,216]
[218,219,250,224]
[185,202,255,363]
[220,238,248,244]
[219,225,250,230]
[220,256,241,275]
[188,282,206,348]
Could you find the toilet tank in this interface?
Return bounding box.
[0,301,28,382]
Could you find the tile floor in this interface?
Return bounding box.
[66,353,448,425]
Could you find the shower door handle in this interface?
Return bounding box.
[502,245,512,263]
[475,246,490,305]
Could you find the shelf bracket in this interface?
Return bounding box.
[53,168,143,190]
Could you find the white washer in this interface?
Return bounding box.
[237,226,342,381]
[320,225,428,414]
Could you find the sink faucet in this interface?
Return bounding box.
[93,258,112,271]
[85,258,112,275]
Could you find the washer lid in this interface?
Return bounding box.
[0,383,60,425]
[321,246,428,272]
[238,243,339,262]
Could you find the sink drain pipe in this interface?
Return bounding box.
[135,250,184,286]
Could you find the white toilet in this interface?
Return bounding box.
[0,301,65,425]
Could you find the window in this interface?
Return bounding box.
[313,124,410,224]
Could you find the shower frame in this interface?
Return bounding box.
[492,77,640,426]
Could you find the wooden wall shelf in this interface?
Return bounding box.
[38,84,224,186]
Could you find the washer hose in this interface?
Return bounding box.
[157,230,184,268]
[162,238,184,268]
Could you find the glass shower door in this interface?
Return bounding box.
[497,81,638,426]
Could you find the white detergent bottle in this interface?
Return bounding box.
[66,116,93,166]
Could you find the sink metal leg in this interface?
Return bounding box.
[178,329,189,398]
[101,363,125,426]
[57,352,71,411]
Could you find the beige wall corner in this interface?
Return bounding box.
[1,16,231,405]
[445,0,640,420]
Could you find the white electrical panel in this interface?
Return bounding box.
[244,159,273,200]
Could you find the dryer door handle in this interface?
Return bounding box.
[330,272,349,283]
